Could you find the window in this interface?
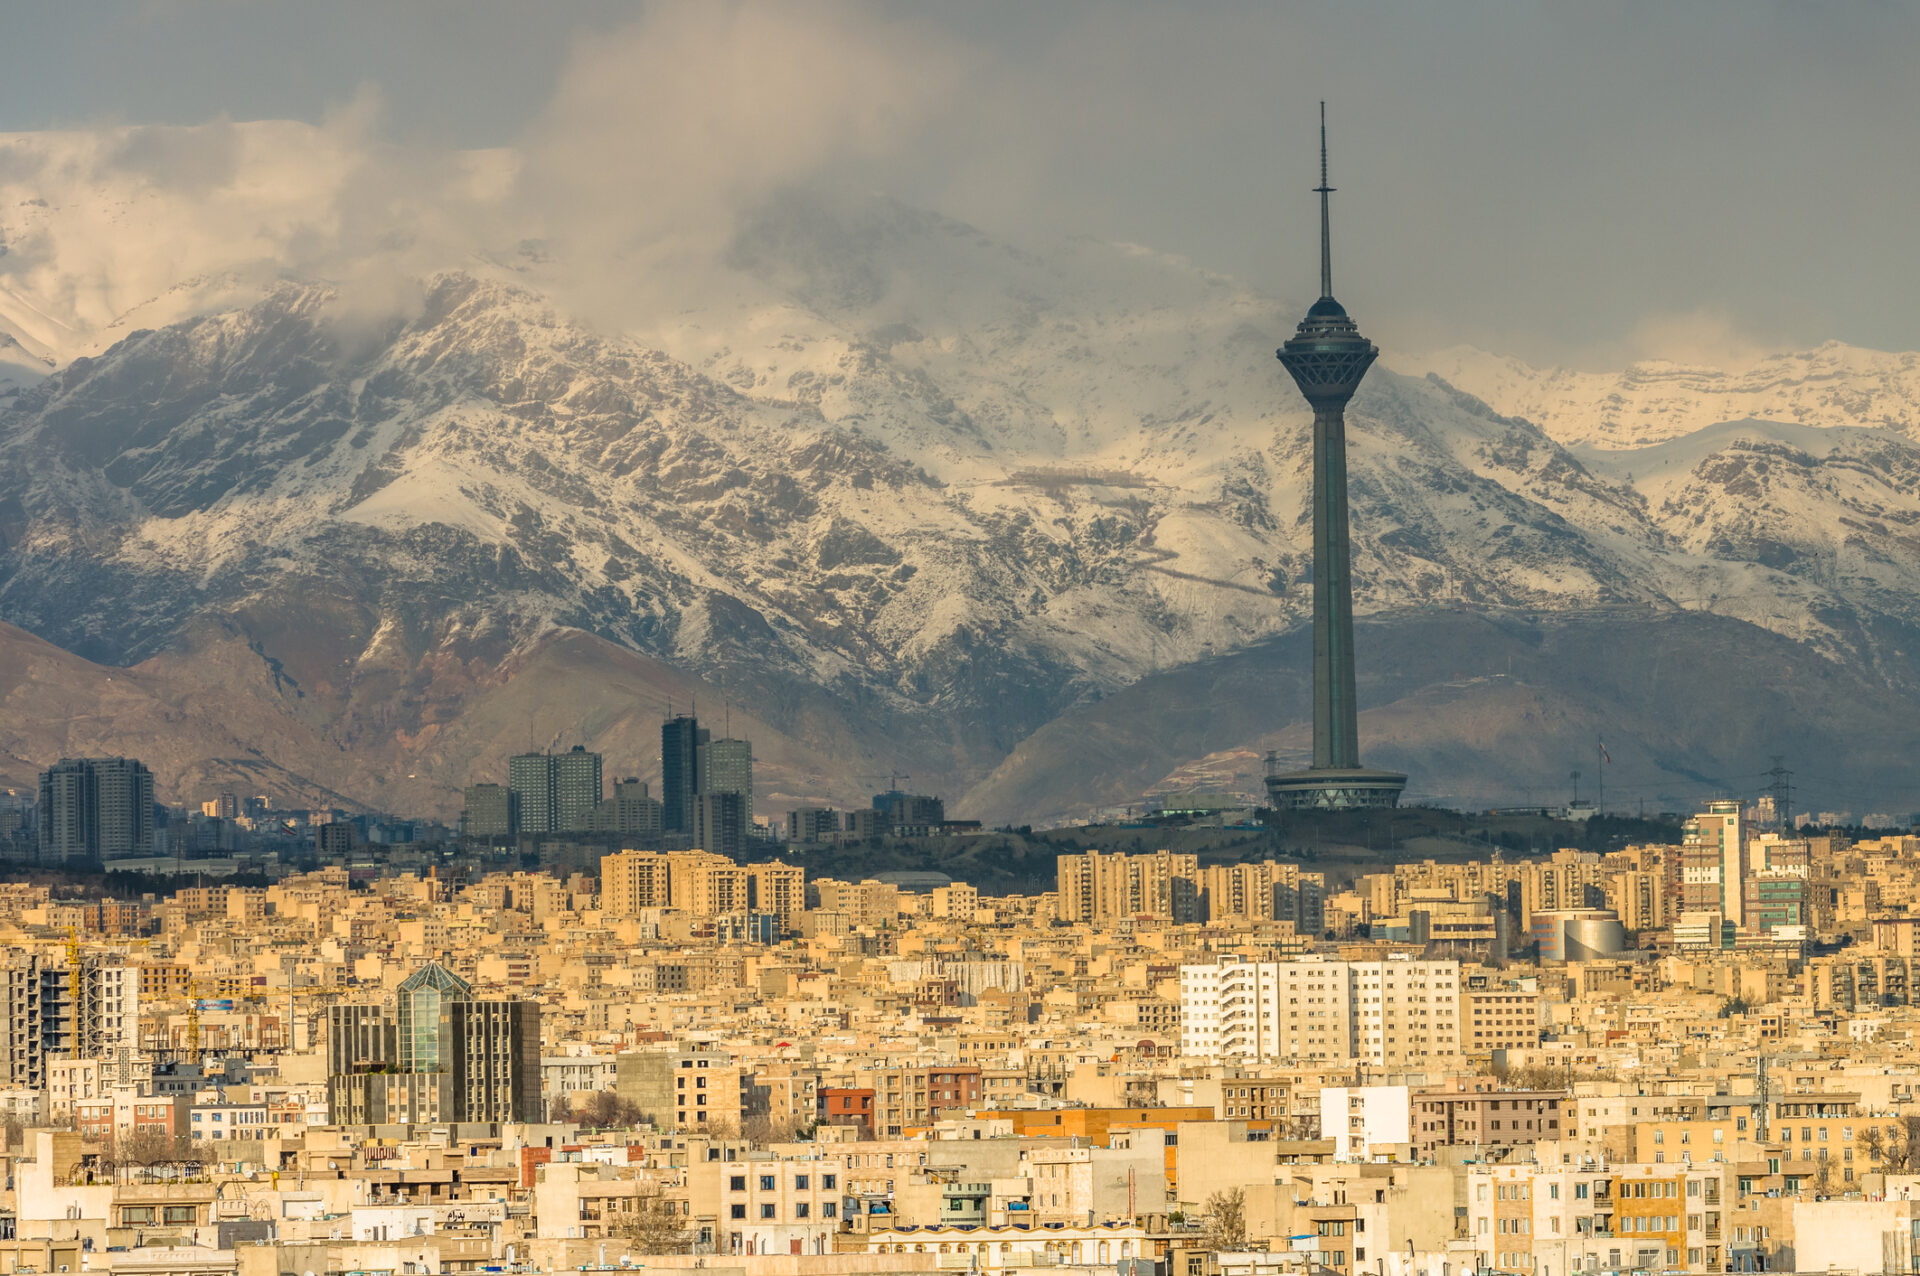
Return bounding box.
[760,1175,776,1191]
[122,1207,155,1225]
[824,1202,838,1219]
[761,1204,777,1219]
[164,1206,195,1224]
[796,1175,810,1190]
[731,1205,747,1219]
[731,1176,747,1191]
[823,1174,837,1190]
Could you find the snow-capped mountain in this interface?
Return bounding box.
[6,141,1920,821]
[1403,344,1920,450]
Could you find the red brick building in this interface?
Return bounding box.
[819,1087,876,1137]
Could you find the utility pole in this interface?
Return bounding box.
[1765,756,1794,830]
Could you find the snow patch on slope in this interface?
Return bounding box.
[1402,343,1920,449]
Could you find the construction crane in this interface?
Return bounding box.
[185,977,202,1064]
[857,772,912,794]
[66,927,86,1058]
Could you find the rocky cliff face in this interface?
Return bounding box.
[5,194,1920,822]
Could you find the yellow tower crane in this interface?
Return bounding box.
[66,926,87,1058]
[185,977,201,1064]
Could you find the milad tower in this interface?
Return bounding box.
[1265,105,1407,811]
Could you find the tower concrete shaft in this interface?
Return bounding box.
[1310,401,1360,770]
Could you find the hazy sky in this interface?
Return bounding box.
[4,0,1917,367]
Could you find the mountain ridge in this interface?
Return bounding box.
[1403,343,1920,450]
[5,189,1920,822]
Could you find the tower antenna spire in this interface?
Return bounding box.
[1316,100,1334,300]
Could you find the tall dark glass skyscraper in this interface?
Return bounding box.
[1266,106,1406,811]
[660,714,707,833]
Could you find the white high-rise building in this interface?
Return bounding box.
[1682,799,1746,925]
[1179,954,1462,1066]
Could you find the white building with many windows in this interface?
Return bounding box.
[719,1155,841,1256]
[1465,1159,1744,1276]
[1179,954,1462,1065]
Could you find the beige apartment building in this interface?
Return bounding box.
[1608,869,1667,933]
[1520,851,1608,928]
[601,849,672,915]
[600,851,804,926]
[813,879,901,928]
[1056,850,1201,923]
[1465,985,1544,1055]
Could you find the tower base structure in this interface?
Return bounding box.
[1266,766,1407,811]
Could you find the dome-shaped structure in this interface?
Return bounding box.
[1305,294,1349,321]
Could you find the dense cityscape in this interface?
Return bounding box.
[4,717,1920,1276]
